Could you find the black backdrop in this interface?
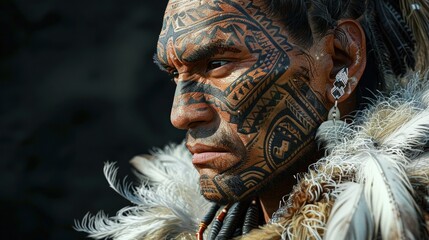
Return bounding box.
[0,0,185,239]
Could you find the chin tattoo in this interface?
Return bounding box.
[157,0,327,202]
[77,0,429,239]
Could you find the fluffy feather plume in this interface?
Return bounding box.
[368,74,429,151]
[421,73,429,104]
[272,73,429,239]
[74,143,210,240]
[398,71,429,104]
[382,108,429,151]
[269,168,336,240]
[75,74,429,239]
[316,120,354,154]
[284,202,332,240]
[324,182,374,240]
[359,150,421,239]
[239,223,283,240]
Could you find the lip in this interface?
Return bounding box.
[192,152,231,165]
[187,143,234,168]
[187,143,228,154]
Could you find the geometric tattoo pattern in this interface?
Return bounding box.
[156,0,327,201]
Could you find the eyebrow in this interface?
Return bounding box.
[183,41,241,63]
[153,41,242,72]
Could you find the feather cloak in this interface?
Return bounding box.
[75,74,429,239]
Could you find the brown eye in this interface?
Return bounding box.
[207,60,229,72]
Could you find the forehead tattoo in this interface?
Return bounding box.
[159,0,326,201]
[158,0,295,131]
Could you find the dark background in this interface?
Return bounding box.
[0,0,184,239]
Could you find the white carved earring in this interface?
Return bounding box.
[316,68,352,152]
[329,67,349,122]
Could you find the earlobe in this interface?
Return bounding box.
[327,19,367,104]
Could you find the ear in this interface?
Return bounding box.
[315,19,367,104]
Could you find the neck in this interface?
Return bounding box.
[258,177,292,222]
[258,143,321,222]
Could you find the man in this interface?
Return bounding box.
[77,0,429,239]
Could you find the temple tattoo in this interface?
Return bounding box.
[156,0,327,202]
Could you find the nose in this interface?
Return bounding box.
[170,89,215,130]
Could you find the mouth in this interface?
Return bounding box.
[187,143,239,172]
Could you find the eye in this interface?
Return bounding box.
[207,60,230,72]
[169,69,179,79]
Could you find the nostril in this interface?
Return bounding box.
[188,121,207,129]
[170,103,215,130]
[195,107,209,112]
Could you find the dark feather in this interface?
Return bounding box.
[375,0,415,76]
[363,2,395,87]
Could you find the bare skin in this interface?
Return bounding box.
[155,0,366,221]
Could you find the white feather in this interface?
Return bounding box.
[75,73,429,239]
[422,88,429,106]
[382,109,429,151]
[408,71,429,106]
[74,142,209,240]
[359,150,422,240]
[103,162,142,205]
[130,156,171,183]
[324,182,374,240]
[316,119,354,154]
[131,142,193,184]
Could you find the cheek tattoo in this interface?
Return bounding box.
[159,0,327,201]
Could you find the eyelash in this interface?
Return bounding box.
[207,60,229,71]
[166,60,230,81]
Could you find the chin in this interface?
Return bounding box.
[201,191,230,205]
[199,173,258,204]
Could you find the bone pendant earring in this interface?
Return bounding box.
[329,67,348,123]
[316,68,352,152]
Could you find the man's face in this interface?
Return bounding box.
[155,0,327,203]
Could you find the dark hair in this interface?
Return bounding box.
[263,0,429,95]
